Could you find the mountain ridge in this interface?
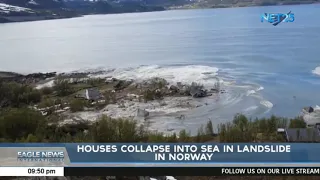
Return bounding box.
[1,0,319,23]
[0,0,165,23]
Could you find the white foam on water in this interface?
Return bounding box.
[246,86,264,96]
[35,77,91,89]
[260,100,273,109]
[92,65,220,87]
[257,86,264,91]
[246,90,256,96]
[312,66,320,76]
[243,106,259,112]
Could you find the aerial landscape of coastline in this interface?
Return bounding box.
[1,0,320,179]
[0,0,319,23]
[0,0,319,140]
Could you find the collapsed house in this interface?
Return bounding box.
[76,88,104,101]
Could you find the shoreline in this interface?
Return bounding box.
[1,69,319,135]
[0,15,82,24]
[0,70,224,134]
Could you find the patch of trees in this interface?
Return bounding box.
[0,105,306,143]
[0,81,41,108]
[54,78,75,97]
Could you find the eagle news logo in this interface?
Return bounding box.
[261,11,294,26]
[17,151,64,162]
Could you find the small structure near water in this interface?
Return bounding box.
[76,88,104,101]
[277,125,320,142]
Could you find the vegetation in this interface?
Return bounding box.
[149,77,168,89]
[70,99,87,112]
[0,77,310,143]
[0,105,307,143]
[142,89,164,102]
[54,78,75,97]
[87,78,105,87]
[289,116,306,128]
[0,108,46,142]
[0,81,41,108]
[0,79,315,179]
[41,86,54,95]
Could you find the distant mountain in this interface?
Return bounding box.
[110,1,165,13]
[0,3,35,15]
[0,0,65,9]
[64,0,164,14]
[170,0,320,8]
[0,2,77,23]
[144,0,195,7]
[0,0,166,14]
[63,0,116,13]
[0,0,165,23]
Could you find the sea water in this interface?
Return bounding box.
[1,4,320,134]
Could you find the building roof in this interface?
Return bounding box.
[85,88,103,101]
[74,88,103,101]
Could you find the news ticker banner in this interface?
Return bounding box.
[0,143,320,167]
[0,167,320,176]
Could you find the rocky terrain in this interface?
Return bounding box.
[0,70,224,134]
[0,71,56,84]
[41,72,222,132]
[2,70,317,133]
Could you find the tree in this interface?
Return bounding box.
[195,125,205,142]
[205,120,214,135]
[289,117,306,128]
[41,86,54,95]
[54,78,74,97]
[0,108,46,141]
[91,115,117,142]
[0,82,41,107]
[178,129,190,142]
[70,99,86,112]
